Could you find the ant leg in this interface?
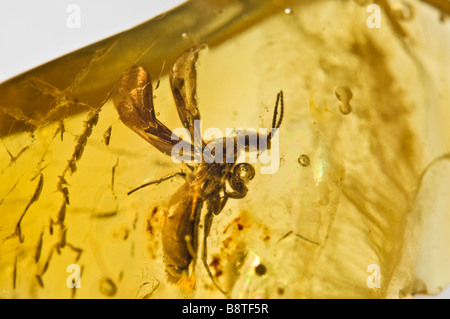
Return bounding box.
[202,208,228,296]
[127,171,186,195]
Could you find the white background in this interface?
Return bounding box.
[0,0,448,299]
[0,0,185,82]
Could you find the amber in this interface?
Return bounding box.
[1,0,450,298]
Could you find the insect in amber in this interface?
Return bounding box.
[112,45,283,295]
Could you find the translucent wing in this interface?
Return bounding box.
[113,65,192,156]
[169,45,206,144]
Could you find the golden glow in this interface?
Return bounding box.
[1,0,450,298]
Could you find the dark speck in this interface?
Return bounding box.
[255,264,266,276]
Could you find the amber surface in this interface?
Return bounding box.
[1,0,450,298]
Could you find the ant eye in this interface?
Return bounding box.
[233,163,255,181]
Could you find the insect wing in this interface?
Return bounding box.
[113,66,190,156]
[169,45,206,144]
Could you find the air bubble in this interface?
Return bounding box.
[99,278,117,297]
[334,85,353,115]
[284,8,293,15]
[339,103,352,115]
[298,154,310,167]
[319,196,329,206]
[392,1,414,21]
[182,32,190,40]
[334,85,353,104]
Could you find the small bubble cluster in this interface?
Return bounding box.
[334,85,353,115]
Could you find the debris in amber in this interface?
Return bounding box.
[1,0,450,299]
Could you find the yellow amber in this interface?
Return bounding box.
[1,0,450,298]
